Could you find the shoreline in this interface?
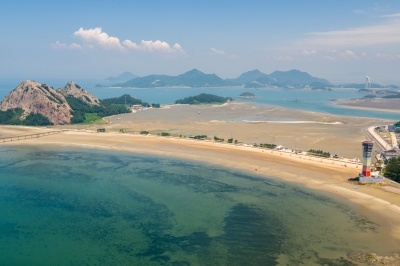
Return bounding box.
[334,100,400,114]
[2,129,400,246]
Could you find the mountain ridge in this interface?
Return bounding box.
[112,69,331,88]
[105,72,137,82]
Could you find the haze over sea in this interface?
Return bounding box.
[0,79,398,120]
[0,146,396,265]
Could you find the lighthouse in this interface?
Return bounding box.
[361,140,374,177]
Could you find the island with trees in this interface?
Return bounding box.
[237,92,256,98]
[175,93,234,105]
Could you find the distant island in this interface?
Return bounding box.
[105,71,137,82]
[0,81,159,125]
[107,68,331,89]
[175,93,234,105]
[237,92,256,98]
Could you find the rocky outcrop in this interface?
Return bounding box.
[58,81,100,106]
[0,80,71,125]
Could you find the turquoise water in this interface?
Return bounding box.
[0,145,395,265]
[0,79,399,120]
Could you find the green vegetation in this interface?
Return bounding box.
[227,138,233,143]
[175,93,234,105]
[97,128,106,132]
[23,112,53,126]
[394,121,400,128]
[161,132,170,136]
[214,136,224,142]
[151,103,160,108]
[140,131,149,135]
[383,93,400,99]
[239,92,256,97]
[383,158,400,182]
[308,149,331,158]
[101,94,142,105]
[193,135,207,139]
[259,143,277,149]
[0,108,53,126]
[66,96,131,124]
[81,113,104,124]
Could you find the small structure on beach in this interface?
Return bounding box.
[362,140,373,177]
[359,140,383,183]
[381,149,400,160]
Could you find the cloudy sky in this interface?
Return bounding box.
[1,0,400,83]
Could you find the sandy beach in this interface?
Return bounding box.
[53,102,395,159]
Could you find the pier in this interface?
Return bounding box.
[0,130,69,143]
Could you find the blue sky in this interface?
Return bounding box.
[1,0,400,83]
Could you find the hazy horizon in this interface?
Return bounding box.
[1,1,400,84]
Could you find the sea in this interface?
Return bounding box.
[0,78,399,120]
[0,145,396,265]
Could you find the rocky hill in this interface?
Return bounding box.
[58,81,100,106]
[0,80,71,125]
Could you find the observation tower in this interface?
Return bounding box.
[362,140,374,177]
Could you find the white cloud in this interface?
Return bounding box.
[210,48,239,59]
[69,43,82,49]
[339,50,357,58]
[210,48,226,55]
[51,41,82,50]
[274,56,292,61]
[361,52,367,57]
[73,27,123,49]
[123,39,184,53]
[296,17,400,48]
[376,53,400,59]
[302,49,317,55]
[382,13,400,18]
[51,41,68,50]
[52,27,184,54]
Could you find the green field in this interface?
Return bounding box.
[81,113,107,124]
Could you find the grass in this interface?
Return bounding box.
[81,113,107,124]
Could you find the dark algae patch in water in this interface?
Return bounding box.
[0,146,395,265]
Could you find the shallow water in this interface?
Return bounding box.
[0,146,396,265]
[1,79,399,120]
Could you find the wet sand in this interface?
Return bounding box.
[336,98,400,113]
[55,102,394,158]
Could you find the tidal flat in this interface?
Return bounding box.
[0,146,397,265]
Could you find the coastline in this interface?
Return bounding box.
[2,128,400,245]
[334,99,400,114]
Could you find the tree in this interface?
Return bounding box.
[175,93,234,104]
[384,157,400,182]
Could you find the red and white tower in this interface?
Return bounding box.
[362,140,374,177]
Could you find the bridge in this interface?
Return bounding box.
[0,130,69,143]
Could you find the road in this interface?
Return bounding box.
[391,132,398,148]
[367,126,392,150]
